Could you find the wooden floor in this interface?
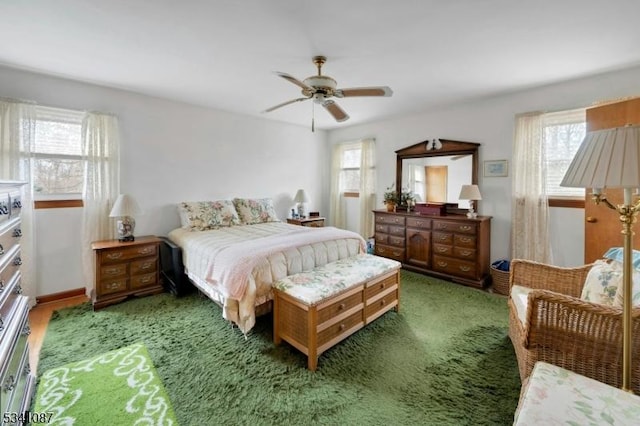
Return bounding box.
[28,295,88,373]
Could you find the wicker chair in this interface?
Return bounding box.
[508,259,640,393]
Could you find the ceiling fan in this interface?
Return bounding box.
[263,56,393,129]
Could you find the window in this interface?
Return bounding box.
[32,106,85,199]
[542,108,586,198]
[339,143,362,195]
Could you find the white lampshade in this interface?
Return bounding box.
[109,194,142,217]
[560,125,640,190]
[458,184,482,200]
[294,189,310,203]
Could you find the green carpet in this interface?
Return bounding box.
[37,270,521,425]
[34,342,177,425]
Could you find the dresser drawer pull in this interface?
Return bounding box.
[0,316,3,331]
[0,279,4,292]
[459,237,472,243]
[380,282,386,289]
[106,281,121,290]
[460,225,472,231]
[459,266,471,272]
[459,250,472,257]
[0,203,8,215]
[378,247,386,253]
[392,250,402,257]
[0,243,4,255]
[14,285,23,295]
[339,324,345,331]
[22,324,31,336]
[105,267,121,275]
[138,247,154,255]
[3,375,15,392]
[140,262,153,270]
[14,257,22,266]
[12,199,22,209]
[140,276,152,284]
[437,261,448,267]
[13,228,22,238]
[393,218,400,223]
[436,247,447,253]
[438,236,448,241]
[380,299,386,306]
[106,252,123,260]
[338,303,345,310]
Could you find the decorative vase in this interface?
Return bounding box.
[385,202,395,212]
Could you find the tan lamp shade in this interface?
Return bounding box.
[109,194,142,242]
[458,184,482,200]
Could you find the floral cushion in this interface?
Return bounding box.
[273,254,401,305]
[233,198,279,225]
[580,259,622,306]
[613,266,640,308]
[177,200,241,231]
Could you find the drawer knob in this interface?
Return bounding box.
[460,225,472,231]
[13,228,22,238]
[3,374,15,392]
[0,316,3,331]
[12,199,22,209]
[381,283,385,289]
[14,285,23,295]
[14,257,22,266]
[380,299,386,306]
[0,203,8,215]
[0,279,4,292]
[0,243,4,256]
[338,303,345,310]
[339,324,345,331]
[22,324,31,336]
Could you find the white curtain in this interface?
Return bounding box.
[512,112,553,263]
[81,112,120,298]
[329,143,347,229]
[358,138,376,238]
[0,99,37,305]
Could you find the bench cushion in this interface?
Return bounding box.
[273,253,401,306]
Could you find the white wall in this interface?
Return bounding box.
[0,66,328,296]
[327,65,640,267]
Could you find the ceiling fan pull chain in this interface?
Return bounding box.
[311,101,315,132]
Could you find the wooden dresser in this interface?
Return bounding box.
[286,217,325,227]
[0,181,36,423]
[373,210,491,288]
[91,236,164,309]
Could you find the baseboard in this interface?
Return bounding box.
[36,288,87,305]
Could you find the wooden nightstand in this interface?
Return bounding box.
[91,235,164,309]
[286,217,325,227]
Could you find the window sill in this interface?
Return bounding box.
[548,197,584,208]
[34,199,84,209]
[343,192,359,198]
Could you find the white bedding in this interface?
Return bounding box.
[168,222,365,333]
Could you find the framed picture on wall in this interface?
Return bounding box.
[484,160,508,177]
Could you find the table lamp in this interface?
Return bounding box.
[109,194,142,242]
[294,189,309,218]
[458,184,482,218]
[560,124,640,392]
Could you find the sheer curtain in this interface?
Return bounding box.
[512,112,553,263]
[358,138,376,238]
[329,138,377,237]
[0,99,37,305]
[81,112,120,298]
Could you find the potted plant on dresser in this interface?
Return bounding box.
[383,183,398,212]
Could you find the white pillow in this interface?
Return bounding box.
[580,259,622,307]
[613,267,640,308]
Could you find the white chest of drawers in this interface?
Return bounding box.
[0,181,35,425]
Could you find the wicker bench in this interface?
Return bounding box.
[273,253,401,371]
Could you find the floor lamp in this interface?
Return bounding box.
[560,124,640,392]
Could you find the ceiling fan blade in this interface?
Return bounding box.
[275,72,313,91]
[322,100,349,122]
[262,97,310,113]
[335,86,393,98]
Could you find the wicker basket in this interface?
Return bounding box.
[491,266,510,295]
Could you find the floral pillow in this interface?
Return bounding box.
[178,200,241,231]
[613,267,640,308]
[580,259,623,306]
[233,198,279,225]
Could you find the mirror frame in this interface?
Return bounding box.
[396,139,480,215]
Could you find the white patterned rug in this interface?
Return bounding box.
[34,342,177,425]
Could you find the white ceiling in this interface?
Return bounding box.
[1,0,639,130]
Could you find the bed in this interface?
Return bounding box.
[167,198,365,334]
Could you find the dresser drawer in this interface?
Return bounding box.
[376,214,405,226]
[388,226,405,236]
[375,224,389,233]
[0,219,21,261]
[99,278,128,295]
[432,244,453,256]
[317,290,363,325]
[388,235,405,247]
[0,248,21,294]
[454,234,476,248]
[375,234,389,244]
[100,263,128,279]
[100,244,158,264]
[130,272,157,290]
[317,309,364,348]
[375,245,405,262]
[454,246,476,260]
[433,221,477,234]
[0,296,29,417]
[406,217,431,229]
[432,232,453,245]
[433,255,477,279]
[130,257,157,275]
[8,191,22,220]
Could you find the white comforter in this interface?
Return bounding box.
[168,222,365,333]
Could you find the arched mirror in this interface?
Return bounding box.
[396,139,480,215]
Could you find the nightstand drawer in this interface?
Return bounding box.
[100,263,127,279]
[101,244,158,264]
[99,278,128,295]
[130,272,157,289]
[130,257,157,275]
